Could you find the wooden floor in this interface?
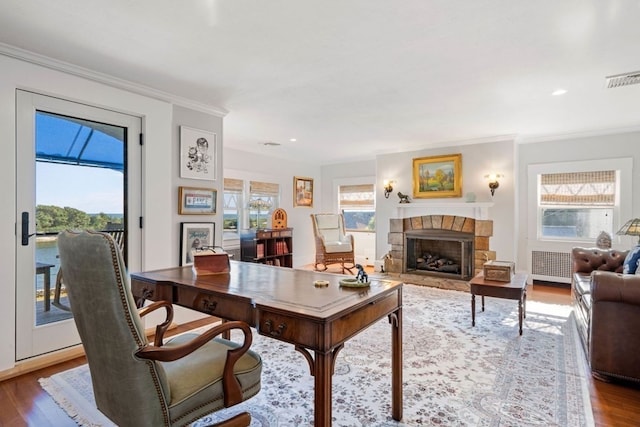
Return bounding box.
[1,279,639,426]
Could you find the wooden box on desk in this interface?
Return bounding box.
[483,260,515,282]
[192,249,230,275]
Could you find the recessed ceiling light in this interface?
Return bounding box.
[552,89,568,96]
[289,138,297,142]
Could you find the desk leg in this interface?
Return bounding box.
[313,350,333,427]
[471,294,476,327]
[390,307,403,421]
[481,295,485,312]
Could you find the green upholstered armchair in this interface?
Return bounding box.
[311,213,355,273]
[57,230,262,427]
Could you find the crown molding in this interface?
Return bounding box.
[0,42,228,117]
[516,125,640,144]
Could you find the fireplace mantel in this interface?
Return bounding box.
[396,201,494,220]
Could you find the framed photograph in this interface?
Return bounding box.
[180,222,215,266]
[180,126,217,180]
[412,153,462,198]
[293,176,314,207]
[179,186,217,214]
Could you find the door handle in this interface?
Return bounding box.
[21,211,35,246]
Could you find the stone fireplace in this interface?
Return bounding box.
[405,229,474,280]
[387,214,495,291]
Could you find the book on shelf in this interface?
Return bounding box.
[257,243,265,258]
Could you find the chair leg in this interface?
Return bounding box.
[52,270,71,311]
[211,411,251,427]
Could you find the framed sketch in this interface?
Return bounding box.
[293,176,314,207]
[412,153,462,198]
[180,126,216,180]
[180,222,215,266]
[179,186,217,214]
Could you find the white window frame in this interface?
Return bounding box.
[527,158,632,246]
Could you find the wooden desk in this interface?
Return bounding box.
[469,272,528,335]
[130,261,403,426]
[36,262,55,312]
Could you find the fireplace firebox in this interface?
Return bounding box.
[404,230,474,280]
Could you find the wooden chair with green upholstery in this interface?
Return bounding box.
[57,230,262,427]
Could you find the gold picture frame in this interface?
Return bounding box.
[412,153,462,198]
[178,186,217,214]
[293,176,314,207]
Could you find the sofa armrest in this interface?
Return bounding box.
[591,271,640,306]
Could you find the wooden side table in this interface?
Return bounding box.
[469,272,528,335]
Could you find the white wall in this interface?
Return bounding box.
[0,53,222,371]
[223,147,322,267]
[517,131,640,270]
[375,140,517,266]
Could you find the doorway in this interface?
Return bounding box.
[15,90,142,360]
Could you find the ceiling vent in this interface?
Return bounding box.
[605,71,640,88]
[259,141,281,147]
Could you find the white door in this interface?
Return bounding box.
[15,90,142,360]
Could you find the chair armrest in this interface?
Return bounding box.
[134,320,254,406]
[591,271,640,306]
[138,300,174,347]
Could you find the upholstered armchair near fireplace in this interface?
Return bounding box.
[311,213,355,273]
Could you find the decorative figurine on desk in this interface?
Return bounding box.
[397,192,411,203]
[355,264,368,283]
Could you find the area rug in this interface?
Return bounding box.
[40,284,594,426]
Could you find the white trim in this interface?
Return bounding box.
[516,126,640,145]
[0,42,228,118]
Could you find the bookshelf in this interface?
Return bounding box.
[240,228,293,268]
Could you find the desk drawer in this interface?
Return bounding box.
[130,279,173,303]
[256,310,320,348]
[331,291,401,344]
[174,287,254,324]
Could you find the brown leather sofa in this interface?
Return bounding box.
[572,247,640,382]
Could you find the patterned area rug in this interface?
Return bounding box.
[40,284,594,426]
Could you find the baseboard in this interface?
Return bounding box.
[532,279,570,289]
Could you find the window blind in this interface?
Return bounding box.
[224,178,243,192]
[540,171,615,205]
[339,184,375,209]
[250,180,279,196]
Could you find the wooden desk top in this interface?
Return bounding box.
[131,260,403,321]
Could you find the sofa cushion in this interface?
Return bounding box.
[623,245,640,274]
[573,273,592,296]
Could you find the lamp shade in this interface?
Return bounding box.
[616,218,640,243]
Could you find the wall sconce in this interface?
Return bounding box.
[383,180,395,199]
[485,174,503,197]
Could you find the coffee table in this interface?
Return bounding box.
[469,272,528,335]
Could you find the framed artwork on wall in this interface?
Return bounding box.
[412,153,462,198]
[179,186,217,214]
[293,176,314,207]
[180,222,215,266]
[180,126,216,180]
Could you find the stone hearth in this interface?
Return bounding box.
[386,215,495,291]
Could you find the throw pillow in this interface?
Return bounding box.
[623,245,640,274]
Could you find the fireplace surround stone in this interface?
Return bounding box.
[386,215,495,291]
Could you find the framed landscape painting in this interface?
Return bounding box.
[180,222,215,266]
[293,176,314,207]
[412,153,462,198]
[180,126,217,181]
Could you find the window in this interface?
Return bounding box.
[538,171,616,240]
[223,178,243,233]
[339,184,375,231]
[248,180,279,229]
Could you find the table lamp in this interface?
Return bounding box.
[616,218,640,244]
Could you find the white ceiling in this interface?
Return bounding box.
[1,0,639,165]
